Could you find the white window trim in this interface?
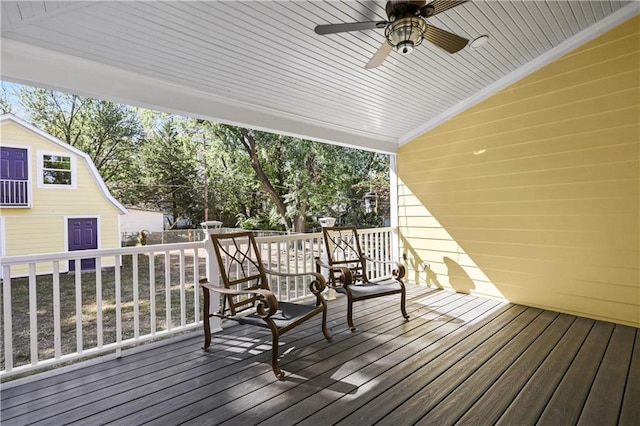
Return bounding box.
[37,150,77,189]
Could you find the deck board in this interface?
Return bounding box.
[578,324,637,425]
[348,306,544,425]
[417,312,575,425]
[1,284,638,426]
[265,297,504,426]
[619,329,640,425]
[537,320,614,425]
[218,295,495,426]
[142,289,447,425]
[454,313,577,425]
[298,303,524,426]
[41,287,428,426]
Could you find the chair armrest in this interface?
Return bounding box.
[314,258,354,287]
[199,279,278,317]
[264,269,328,294]
[362,256,406,280]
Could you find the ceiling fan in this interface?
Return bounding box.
[314,0,470,69]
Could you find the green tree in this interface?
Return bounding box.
[201,128,261,227]
[16,87,144,191]
[212,125,292,230]
[136,117,200,228]
[338,149,390,228]
[211,123,390,232]
[0,83,14,114]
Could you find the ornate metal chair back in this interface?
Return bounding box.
[210,231,269,316]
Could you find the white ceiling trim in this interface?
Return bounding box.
[399,2,640,146]
[1,39,399,154]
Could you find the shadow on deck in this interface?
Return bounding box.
[1,285,638,425]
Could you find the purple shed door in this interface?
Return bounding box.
[1,147,29,205]
[68,218,98,270]
[0,147,28,179]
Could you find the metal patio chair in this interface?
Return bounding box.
[317,226,409,331]
[200,230,331,380]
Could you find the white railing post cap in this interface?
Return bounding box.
[201,221,223,235]
[319,217,336,227]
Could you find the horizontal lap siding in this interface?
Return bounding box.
[1,121,122,273]
[397,16,639,327]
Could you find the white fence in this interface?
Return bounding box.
[0,227,396,378]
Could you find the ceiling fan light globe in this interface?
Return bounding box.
[395,41,415,55]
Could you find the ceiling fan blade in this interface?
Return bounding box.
[424,25,469,53]
[425,0,468,16]
[365,41,393,69]
[314,21,387,35]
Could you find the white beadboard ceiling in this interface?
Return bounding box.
[1,1,637,153]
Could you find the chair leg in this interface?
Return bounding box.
[202,287,212,350]
[270,329,285,380]
[347,300,356,332]
[321,305,332,341]
[400,288,410,321]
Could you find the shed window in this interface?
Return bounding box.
[37,151,76,188]
[43,155,72,185]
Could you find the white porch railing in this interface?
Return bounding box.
[0,227,396,378]
[0,179,31,207]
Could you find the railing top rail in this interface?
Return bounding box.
[356,226,395,235]
[0,240,206,265]
[0,227,396,266]
[254,232,321,244]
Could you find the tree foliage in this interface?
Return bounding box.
[211,124,389,232]
[135,117,200,228]
[16,87,144,188]
[0,83,13,114]
[6,83,390,231]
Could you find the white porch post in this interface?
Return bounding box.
[201,221,223,333]
[389,155,400,261]
[319,217,337,300]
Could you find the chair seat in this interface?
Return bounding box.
[335,277,403,299]
[235,301,322,329]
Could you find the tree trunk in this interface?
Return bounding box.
[293,201,308,233]
[239,128,293,231]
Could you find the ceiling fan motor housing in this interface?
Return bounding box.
[384,1,430,55]
[385,15,427,54]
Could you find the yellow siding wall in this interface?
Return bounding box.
[397,16,639,327]
[0,120,121,274]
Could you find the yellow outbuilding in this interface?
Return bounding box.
[0,113,127,277]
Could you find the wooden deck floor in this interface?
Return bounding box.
[1,285,638,425]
